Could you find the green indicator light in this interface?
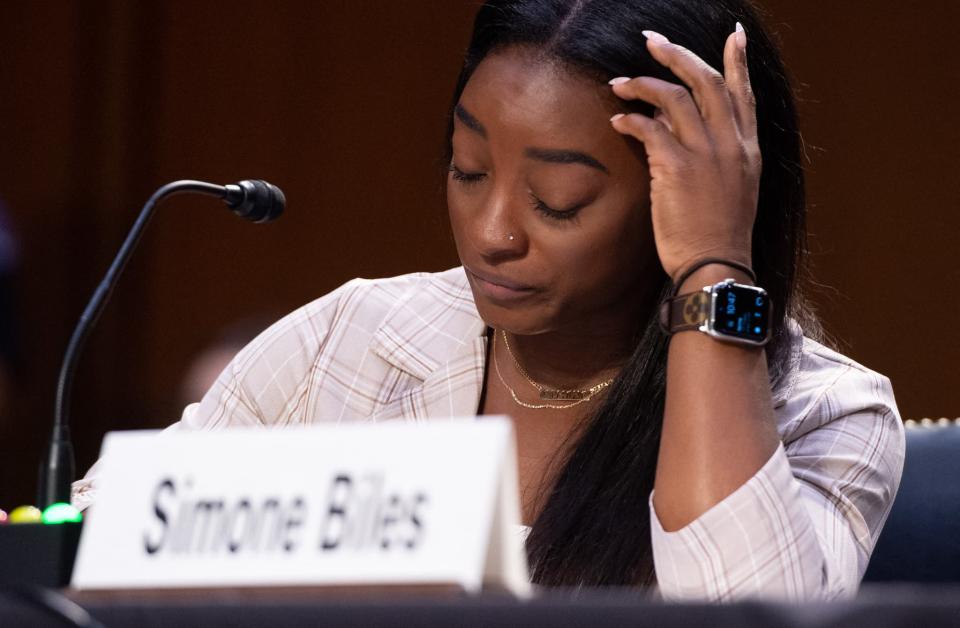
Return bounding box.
[41,502,82,525]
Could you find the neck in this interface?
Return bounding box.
[502,295,655,391]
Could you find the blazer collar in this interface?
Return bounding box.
[370,267,486,381]
[369,268,488,420]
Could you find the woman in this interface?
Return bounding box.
[74,0,904,600]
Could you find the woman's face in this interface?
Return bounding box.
[448,46,659,336]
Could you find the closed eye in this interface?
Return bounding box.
[528,191,583,222]
[448,163,485,184]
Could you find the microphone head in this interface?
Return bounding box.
[223,179,285,223]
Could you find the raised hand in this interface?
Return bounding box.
[608,25,760,282]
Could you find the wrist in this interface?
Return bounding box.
[676,263,754,294]
[661,273,771,347]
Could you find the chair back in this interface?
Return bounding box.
[863,419,960,582]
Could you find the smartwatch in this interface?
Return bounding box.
[658,278,772,347]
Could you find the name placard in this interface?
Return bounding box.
[71,418,530,596]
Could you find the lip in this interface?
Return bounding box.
[464,266,538,302]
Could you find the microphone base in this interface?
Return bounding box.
[0,522,82,588]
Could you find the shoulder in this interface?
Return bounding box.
[190,268,480,427]
[774,323,902,446]
[300,266,472,325]
[241,266,475,358]
[200,267,482,424]
[772,326,906,582]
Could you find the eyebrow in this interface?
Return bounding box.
[523,147,609,174]
[455,103,609,175]
[455,104,487,138]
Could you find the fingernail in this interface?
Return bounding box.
[735,22,747,49]
[642,30,669,45]
[608,76,631,85]
[610,113,625,122]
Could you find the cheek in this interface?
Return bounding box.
[446,183,470,245]
[596,180,654,266]
[550,201,654,298]
[605,203,655,277]
[610,201,653,256]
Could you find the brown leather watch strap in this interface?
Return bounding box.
[658,289,711,334]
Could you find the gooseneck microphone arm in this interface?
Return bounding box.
[39,179,285,508]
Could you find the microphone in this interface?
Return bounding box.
[223,179,285,223]
[38,179,285,508]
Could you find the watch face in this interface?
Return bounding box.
[712,283,770,343]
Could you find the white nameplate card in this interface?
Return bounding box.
[72,417,530,596]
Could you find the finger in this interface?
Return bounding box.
[654,108,674,134]
[609,112,684,162]
[722,22,758,140]
[610,76,708,148]
[642,30,736,134]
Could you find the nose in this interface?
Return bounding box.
[469,184,527,264]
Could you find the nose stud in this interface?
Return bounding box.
[507,233,515,241]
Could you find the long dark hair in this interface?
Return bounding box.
[446,0,813,586]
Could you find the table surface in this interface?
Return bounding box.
[2,583,960,628]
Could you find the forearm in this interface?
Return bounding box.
[653,264,780,532]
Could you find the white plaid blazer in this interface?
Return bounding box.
[73,267,904,601]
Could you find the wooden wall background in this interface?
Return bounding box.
[1,1,957,506]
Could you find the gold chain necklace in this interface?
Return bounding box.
[500,330,614,401]
[492,334,592,410]
[492,330,613,410]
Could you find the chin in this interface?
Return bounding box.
[471,293,559,336]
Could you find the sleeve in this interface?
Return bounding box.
[648,365,905,601]
[71,280,356,510]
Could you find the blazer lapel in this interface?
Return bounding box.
[371,335,487,422]
[368,268,488,421]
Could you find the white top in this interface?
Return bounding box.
[515,525,532,544]
[74,267,904,601]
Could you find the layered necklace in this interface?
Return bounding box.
[492,329,615,410]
